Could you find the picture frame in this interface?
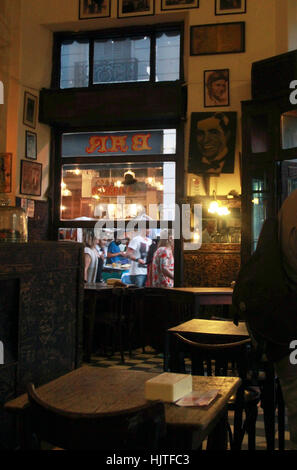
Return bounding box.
[79,0,111,19]
[0,153,12,193]
[204,69,230,107]
[20,160,42,197]
[23,91,38,129]
[161,0,198,11]
[117,0,154,18]
[215,0,246,16]
[25,131,37,160]
[190,22,245,56]
[188,111,237,176]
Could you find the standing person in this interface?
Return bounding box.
[274,188,297,449]
[84,230,99,283]
[106,231,126,265]
[151,229,174,288]
[95,237,108,283]
[146,237,159,287]
[126,229,152,287]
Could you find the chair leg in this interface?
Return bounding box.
[245,404,258,451]
[276,378,285,450]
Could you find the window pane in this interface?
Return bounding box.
[60,40,89,89]
[93,37,150,84]
[60,162,175,221]
[156,32,180,82]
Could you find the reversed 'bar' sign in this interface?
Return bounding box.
[0,81,3,104]
[0,340,3,365]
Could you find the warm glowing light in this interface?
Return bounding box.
[217,206,230,216]
[60,205,66,211]
[74,168,80,175]
[92,194,100,200]
[252,197,259,205]
[208,201,220,214]
[115,180,122,188]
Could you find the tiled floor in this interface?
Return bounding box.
[88,346,290,451]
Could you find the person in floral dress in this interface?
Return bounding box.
[151,229,174,287]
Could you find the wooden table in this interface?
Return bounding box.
[164,287,233,317]
[164,318,249,371]
[4,365,241,450]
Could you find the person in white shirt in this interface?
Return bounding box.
[84,230,99,283]
[126,229,152,287]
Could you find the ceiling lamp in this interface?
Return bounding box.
[208,190,230,216]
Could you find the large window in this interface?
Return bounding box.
[57,25,182,89]
[60,162,176,221]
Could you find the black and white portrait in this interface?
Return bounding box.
[188,112,237,176]
[79,0,111,19]
[204,69,229,107]
[215,0,246,15]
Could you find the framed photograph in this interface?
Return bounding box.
[23,91,38,129]
[118,0,154,18]
[204,69,229,107]
[161,0,198,11]
[0,153,12,193]
[188,111,237,176]
[79,0,111,19]
[25,131,37,160]
[20,160,42,197]
[215,0,246,15]
[190,22,245,56]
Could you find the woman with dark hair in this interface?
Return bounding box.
[151,230,174,288]
[145,237,159,287]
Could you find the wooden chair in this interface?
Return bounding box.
[26,383,166,450]
[169,333,260,450]
[141,288,194,352]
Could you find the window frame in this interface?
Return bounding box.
[52,23,184,89]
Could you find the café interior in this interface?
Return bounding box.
[1,0,297,453]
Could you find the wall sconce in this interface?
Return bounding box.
[208,190,230,216]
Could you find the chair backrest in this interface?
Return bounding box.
[171,333,251,378]
[140,288,195,351]
[26,383,166,450]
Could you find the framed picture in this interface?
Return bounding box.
[190,22,245,56]
[25,131,37,160]
[79,0,111,19]
[188,111,237,176]
[204,69,230,107]
[161,0,198,11]
[0,153,12,193]
[20,160,42,197]
[118,0,154,18]
[23,91,38,129]
[215,0,246,15]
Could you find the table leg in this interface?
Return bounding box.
[261,362,275,450]
[206,407,228,450]
[83,292,96,363]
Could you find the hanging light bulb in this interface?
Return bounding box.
[208,190,230,216]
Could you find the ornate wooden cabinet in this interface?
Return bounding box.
[0,241,84,449]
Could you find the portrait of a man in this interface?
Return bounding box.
[79,0,110,19]
[188,112,237,176]
[204,69,229,107]
[220,0,241,9]
[215,0,246,15]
